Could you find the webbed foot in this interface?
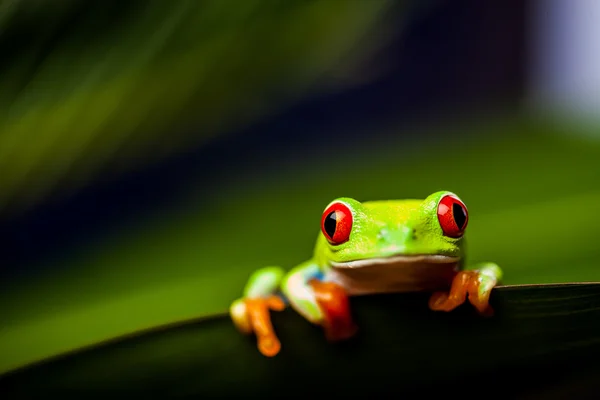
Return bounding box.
[230,296,285,357]
[308,279,358,341]
[428,264,501,316]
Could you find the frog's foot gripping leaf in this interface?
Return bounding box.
[428,268,498,316]
[308,279,358,341]
[230,296,286,357]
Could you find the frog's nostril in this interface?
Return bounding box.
[377,228,389,241]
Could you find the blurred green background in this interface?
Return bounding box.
[1,0,599,376]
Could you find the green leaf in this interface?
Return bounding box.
[3,115,600,377]
[3,283,600,397]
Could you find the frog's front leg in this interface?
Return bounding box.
[282,263,358,342]
[230,266,287,357]
[428,263,503,316]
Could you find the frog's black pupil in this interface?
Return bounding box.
[324,211,337,238]
[452,203,467,230]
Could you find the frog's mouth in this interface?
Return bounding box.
[327,254,460,295]
[329,254,460,269]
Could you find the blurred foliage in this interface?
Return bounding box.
[0,0,397,212]
[2,0,599,393]
[1,113,600,375]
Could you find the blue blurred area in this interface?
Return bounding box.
[0,1,525,279]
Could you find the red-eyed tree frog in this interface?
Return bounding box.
[230,191,502,357]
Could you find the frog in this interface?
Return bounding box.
[229,191,502,357]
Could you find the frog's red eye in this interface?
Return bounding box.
[437,194,468,238]
[321,202,353,245]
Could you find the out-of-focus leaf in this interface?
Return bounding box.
[2,283,600,397]
[0,0,402,212]
[2,115,600,376]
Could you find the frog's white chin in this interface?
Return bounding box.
[329,254,460,269]
[326,254,460,295]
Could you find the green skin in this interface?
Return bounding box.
[231,191,502,326]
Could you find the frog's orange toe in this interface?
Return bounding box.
[469,294,494,316]
[428,271,495,316]
[324,319,359,342]
[257,334,281,357]
[230,299,253,334]
[309,279,358,342]
[428,291,456,312]
[243,296,286,357]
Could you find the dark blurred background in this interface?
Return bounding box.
[1,0,599,375]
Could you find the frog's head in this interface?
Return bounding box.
[314,191,468,268]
